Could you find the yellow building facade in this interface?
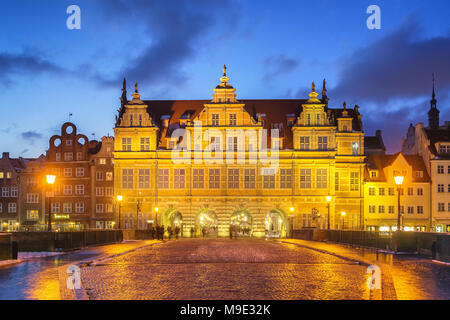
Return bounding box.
[113,69,365,237]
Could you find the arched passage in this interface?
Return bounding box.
[265,209,287,238]
[230,210,253,236]
[196,209,218,237]
[161,209,183,231]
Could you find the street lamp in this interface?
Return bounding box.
[116,195,123,229]
[341,211,346,230]
[154,207,159,226]
[394,175,404,231]
[46,174,56,232]
[326,196,332,230]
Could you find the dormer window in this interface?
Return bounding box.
[370,170,378,178]
[439,144,450,154]
[212,114,219,126]
[415,171,423,178]
[229,114,237,126]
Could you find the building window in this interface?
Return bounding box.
[300,169,311,189]
[63,185,72,195]
[158,169,169,189]
[244,169,256,189]
[388,187,395,196]
[280,169,292,189]
[210,137,221,151]
[439,145,450,153]
[300,137,310,150]
[437,165,444,174]
[378,205,385,214]
[370,171,378,178]
[75,167,84,177]
[389,206,395,214]
[316,169,327,189]
[56,153,61,161]
[369,205,376,214]
[415,171,423,178]
[174,169,185,189]
[368,187,375,196]
[140,138,150,151]
[51,203,60,214]
[335,172,339,191]
[352,142,359,155]
[408,187,413,196]
[438,203,445,212]
[105,187,113,196]
[227,136,238,152]
[209,169,220,189]
[229,113,237,126]
[106,172,113,181]
[75,202,84,213]
[75,185,84,195]
[138,169,150,189]
[64,168,72,177]
[8,203,16,213]
[26,210,39,220]
[63,203,72,214]
[417,188,423,196]
[0,203,2,213]
[0,172,3,179]
[417,206,424,214]
[212,114,219,126]
[350,172,359,191]
[2,187,9,197]
[96,204,104,213]
[10,187,18,197]
[76,152,82,161]
[96,171,104,181]
[193,169,204,189]
[26,193,39,203]
[66,139,72,146]
[228,169,240,189]
[379,188,385,196]
[99,158,106,165]
[263,169,275,189]
[105,203,113,213]
[318,137,328,150]
[122,137,132,151]
[64,152,73,161]
[407,206,414,214]
[122,169,134,189]
[96,187,104,197]
[438,184,444,193]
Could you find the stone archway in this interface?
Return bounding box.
[230,210,253,237]
[196,209,218,237]
[161,209,183,236]
[265,209,287,238]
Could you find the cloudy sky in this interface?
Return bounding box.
[0,0,449,157]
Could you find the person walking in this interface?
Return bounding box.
[168,226,173,240]
[174,226,180,239]
[190,227,195,238]
[229,225,233,239]
[150,225,155,240]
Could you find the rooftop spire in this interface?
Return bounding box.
[129,81,143,104]
[322,78,329,105]
[120,77,128,106]
[428,73,440,129]
[312,81,316,92]
[223,64,227,77]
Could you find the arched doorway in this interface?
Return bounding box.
[265,210,286,238]
[162,209,184,236]
[197,210,218,237]
[230,211,253,236]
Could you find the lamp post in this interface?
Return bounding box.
[326,196,332,230]
[394,175,404,231]
[116,195,123,229]
[154,207,159,226]
[46,174,56,232]
[341,211,346,230]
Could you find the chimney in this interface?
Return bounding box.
[2,152,9,159]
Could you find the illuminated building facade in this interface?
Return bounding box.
[364,153,431,231]
[402,82,450,232]
[113,69,366,237]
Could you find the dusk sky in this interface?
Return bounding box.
[0,0,449,157]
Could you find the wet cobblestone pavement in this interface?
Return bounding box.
[81,239,368,300]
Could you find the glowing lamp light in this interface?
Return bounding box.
[341,211,346,217]
[394,175,404,186]
[289,207,294,212]
[326,196,332,202]
[46,174,56,185]
[154,207,159,212]
[117,195,123,202]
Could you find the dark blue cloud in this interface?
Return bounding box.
[21,130,43,141]
[262,55,299,82]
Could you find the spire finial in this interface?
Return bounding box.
[122,78,126,91]
[312,81,315,92]
[343,101,347,109]
[223,64,227,77]
[432,73,436,100]
[134,82,138,93]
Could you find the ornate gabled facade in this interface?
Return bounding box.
[113,68,366,237]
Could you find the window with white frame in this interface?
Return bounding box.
[229,113,237,126]
[63,203,72,213]
[106,172,113,181]
[27,176,38,186]
[158,169,169,189]
[26,210,39,220]
[64,152,73,161]
[209,169,220,189]
[318,136,328,150]
[75,185,84,195]
[227,136,238,152]
[96,171,104,181]
[369,205,375,213]
[96,187,104,197]
[174,169,185,189]
[122,137,132,151]
[10,187,18,197]
[210,136,221,151]
[122,169,133,189]
[350,172,359,191]
[99,158,106,165]
[138,169,150,189]
[26,193,39,203]
[76,152,82,161]
[244,169,256,189]
[417,206,424,214]
[140,137,150,151]
[56,153,61,161]
[437,165,444,174]
[64,168,72,177]
[193,169,204,189]
[263,169,275,189]
[300,169,311,189]
[8,203,16,213]
[105,187,113,196]
[211,114,219,126]
[75,167,84,177]
[378,205,385,214]
[75,202,84,213]
[316,169,327,189]
[280,169,292,189]
[51,203,60,213]
[63,185,72,195]
[228,169,239,189]
[105,203,113,213]
[96,203,104,213]
[2,187,9,197]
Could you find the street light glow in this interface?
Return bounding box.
[117,195,123,202]
[341,211,346,217]
[46,174,56,185]
[394,175,404,185]
[154,207,159,212]
[326,196,332,202]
